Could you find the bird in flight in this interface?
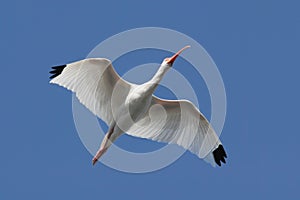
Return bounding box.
[49,46,227,167]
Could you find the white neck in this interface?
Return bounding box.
[144,63,170,95]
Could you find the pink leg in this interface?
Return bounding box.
[92,126,114,165]
[92,147,108,165]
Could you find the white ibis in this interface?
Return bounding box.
[49,46,227,167]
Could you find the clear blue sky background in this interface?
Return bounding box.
[1,0,299,199]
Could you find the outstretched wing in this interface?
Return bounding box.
[126,96,227,167]
[49,58,132,125]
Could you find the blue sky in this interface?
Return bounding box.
[1,0,299,199]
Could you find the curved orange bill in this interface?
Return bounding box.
[167,45,191,65]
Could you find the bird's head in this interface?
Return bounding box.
[162,45,190,67]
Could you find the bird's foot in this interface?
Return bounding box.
[92,157,98,165]
[92,148,107,166]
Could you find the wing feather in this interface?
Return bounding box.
[50,58,132,125]
[126,96,227,166]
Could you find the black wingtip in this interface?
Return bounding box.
[213,145,227,167]
[49,64,67,79]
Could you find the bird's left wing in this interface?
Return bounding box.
[50,58,132,125]
[126,96,227,167]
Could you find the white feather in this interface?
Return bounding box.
[50,58,132,125]
[126,97,221,166]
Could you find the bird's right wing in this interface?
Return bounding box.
[50,58,132,125]
[126,96,227,166]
